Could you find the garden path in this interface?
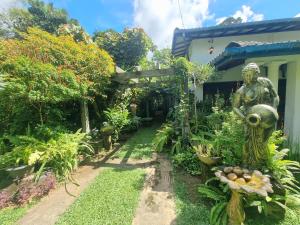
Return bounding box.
[132,153,176,225]
[17,126,177,225]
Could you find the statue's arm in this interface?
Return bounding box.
[232,88,245,120]
[267,79,279,108]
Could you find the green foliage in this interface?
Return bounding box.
[0,27,114,134]
[0,131,92,180]
[94,28,154,70]
[36,131,90,179]
[26,0,69,33]
[122,116,141,133]
[198,184,229,225]
[172,148,202,175]
[172,57,215,82]
[57,23,92,44]
[152,48,173,69]
[266,132,300,194]
[104,105,130,141]
[152,123,174,152]
[0,0,69,37]
[213,112,244,165]
[219,17,242,26]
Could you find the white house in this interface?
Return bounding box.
[172,17,300,142]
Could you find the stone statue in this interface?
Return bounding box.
[233,63,279,167]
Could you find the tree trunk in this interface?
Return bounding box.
[80,99,90,133]
[92,100,101,119]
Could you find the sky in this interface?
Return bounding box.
[1,0,300,48]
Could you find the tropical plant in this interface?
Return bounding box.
[266,132,300,194]
[152,123,174,152]
[104,105,130,141]
[198,183,229,225]
[0,131,92,180]
[36,131,91,179]
[213,112,244,165]
[172,148,202,175]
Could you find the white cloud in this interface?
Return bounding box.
[216,5,264,25]
[0,0,23,13]
[133,0,213,48]
[295,13,300,17]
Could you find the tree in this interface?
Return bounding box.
[152,48,173,69]
[93,28,154,70]
[0,28,114,133]
[219,17,242,26]
[0,0,69,37]
[27,0,68,33]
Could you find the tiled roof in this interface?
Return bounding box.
[211,40,300,70]
[172,17,300,57]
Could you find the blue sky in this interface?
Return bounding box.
[2,0,300,48]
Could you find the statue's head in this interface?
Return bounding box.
[242,63,260,84]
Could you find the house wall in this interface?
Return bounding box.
[188,30,300,65]
[197,53,300,141]
[284,59,300,143]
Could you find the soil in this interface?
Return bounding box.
[174,169,203,203]
[132,153,176,225]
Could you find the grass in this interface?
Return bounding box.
[246,208,300,225]
[173,169,210,225]
[0,202,35,225]
[0,170,33,225]
[56,168,145,225]
[114,125,158,160]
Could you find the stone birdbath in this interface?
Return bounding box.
[215,166,273,225]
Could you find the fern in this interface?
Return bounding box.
[152,123,174,152]
[198,184,226,202]
[210,202,228,225]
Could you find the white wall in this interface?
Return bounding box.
[208,65,243,83]
[284,59,300,142]
[189,30,300,64]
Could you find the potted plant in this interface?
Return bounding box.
[193,143,221,166]
[0,147,41,180]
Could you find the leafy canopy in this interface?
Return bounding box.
[93,28,154,70]
[1,27,114,98]
[0,0,69,37]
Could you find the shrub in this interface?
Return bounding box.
[0,191,10,209]
[104,105,130,141]
[152,123,175,152]
[213,112,244,165]
[12,172,56,206]
[0,131,92,180]
[172,148,202,175]
[36,131,89,179]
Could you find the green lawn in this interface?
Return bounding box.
[0,203,35,225]
[56,168,145,225]
[114,125,158,160]
[246,208,300,225]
